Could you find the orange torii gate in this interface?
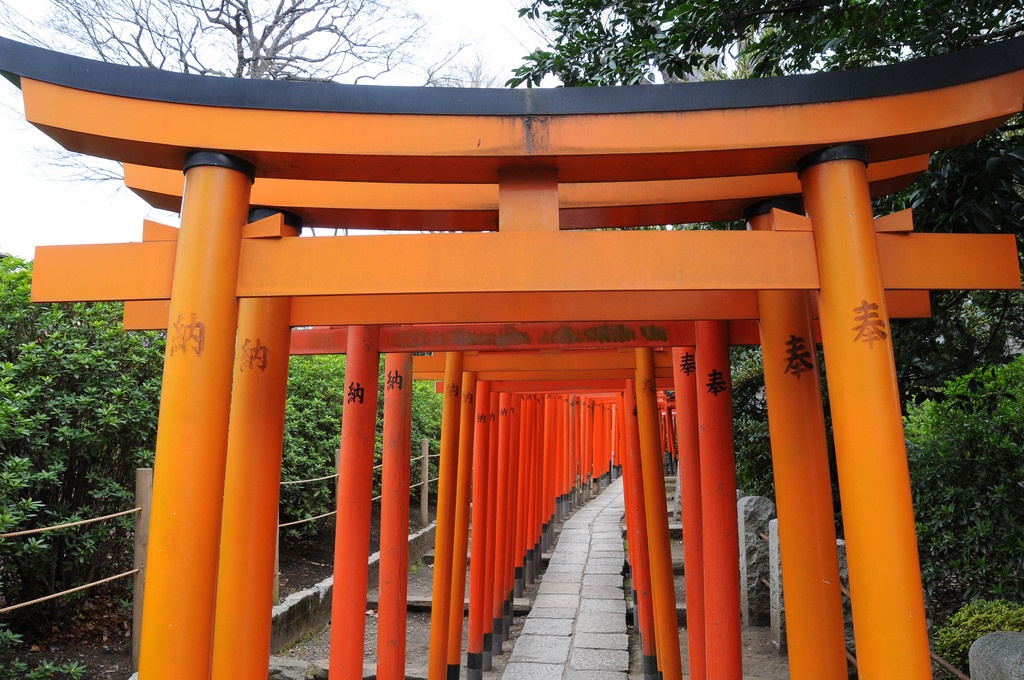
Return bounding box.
[3,33,1024,680]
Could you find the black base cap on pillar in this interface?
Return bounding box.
[183,150,256,181]
[491,617,504,651]
[467,652,483,671]
[447,664,460,680]
[796,143,868,175]
[643,654,659,679]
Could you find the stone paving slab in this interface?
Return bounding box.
[521,617,574,636]
[544,562,585,574]
[576,610,627,634]
[582,573,622,587]
[573,632,629,650]
[538,582,582,595]
[502,662,565,679]
[579,598,627,614]
[582,584,627,600]
[570,647,630,672]
[508,635,571,664]
[565,671,626,680]
[532,594,580,609]
[583,563,623,575]
[587,557,627,569]
[543,571,586,583]
[529,607,577,619]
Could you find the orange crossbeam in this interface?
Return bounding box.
[31,231,1019,305]
[122,155,928,230]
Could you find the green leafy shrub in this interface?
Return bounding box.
[905,357,1024,621]
[279,354,346,535]
[933,599,1024,672]
[0,257,164,635]
[279,354,444,536]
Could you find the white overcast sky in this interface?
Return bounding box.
[0,0,548,259]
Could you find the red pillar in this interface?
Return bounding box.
[695,320,742,679]
[376,352,414,680]
[447,372,478,677]
[671,345,706,680]
[635,348,684,680]
[328,325,381,679]
[211,292,292,680]
[622,382,659,679]
[467,381,492,680]
[428,352,465,680]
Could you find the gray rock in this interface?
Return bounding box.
[267,657,317,680]
[969,631,1024,680]
[768,518,786,654]
[738,495,775,627]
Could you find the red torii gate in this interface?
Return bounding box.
[2,34,1024,680]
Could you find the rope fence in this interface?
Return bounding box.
[278,443,439,528]
[0,507,141,540]
[0,569,139,616]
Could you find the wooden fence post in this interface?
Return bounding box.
[133,467,153,672]
[421,438,430,527]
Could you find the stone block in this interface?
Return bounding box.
[508,635,571,664]
[582,584,626,600]
[522,617,574,636]
[566,671,626,680]
[583,573,623,587]
[970,631,1024,680]
[501,662,566,679]
[768,518,786,654]
[530,606,577,619]
[580,598,627,614]
[574,631,629,650]
[738,495,775,627]
[532,593,580,610]
[538,581,582,595]
[267,658,316,680]
[576,610,626,633]
[570,647,630,672]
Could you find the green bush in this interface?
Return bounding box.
[279,354,347,535]
[279,354,444,536]
[0,257,164,635]
[905,357,1024,620]
[933,599,1024,672]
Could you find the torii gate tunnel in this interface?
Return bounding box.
[3,34,1023,680]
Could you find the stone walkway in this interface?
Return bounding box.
[501,478,629,679]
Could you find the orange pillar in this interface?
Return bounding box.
[513,396,532,596]
[635,348,684,680]
[749,202,847,679]
[467,381,492,680]
[428,352,465,680]
[210,291,293,679]
[328,325,381,679]
[622,382,659,680]
[503,396,523,635]
[800,145,931,678]
[695,320,742,679]
[377,352,414,680]
[482,390,500,668]
[671,346,706,680]
[447,371,478,678]
[490,392,513,654]
[138,152,253,680]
